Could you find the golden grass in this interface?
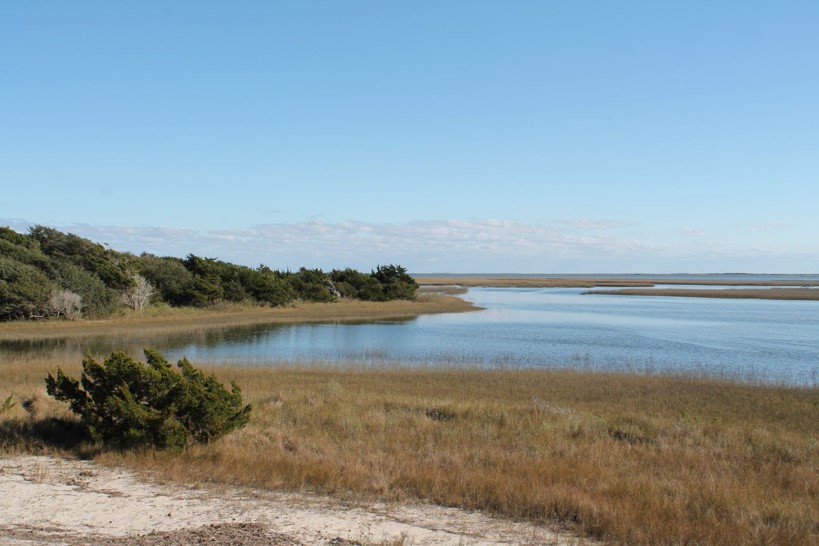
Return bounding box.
[416,285,469,295]
[0,295,477,342]
[2,354,817,546]
[416,276,656,288]
[416,276,819,288]
[586,288,819,301]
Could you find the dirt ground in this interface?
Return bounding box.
[0,455,583,545]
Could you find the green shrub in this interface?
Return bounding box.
[45,349,251,449]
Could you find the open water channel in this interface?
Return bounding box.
[6,284,819,385]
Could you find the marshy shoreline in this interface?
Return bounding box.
[1,287,817,545]
[2,357,817,545]
[0,294,478,343]
[585,287,819,300]
[417,276,819,301]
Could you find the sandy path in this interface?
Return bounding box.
[0,456,580,545]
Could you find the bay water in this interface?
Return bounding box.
[5,285,818,385]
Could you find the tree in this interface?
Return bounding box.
[50,261,119,318]
[372,265,418,300]
[286,267,336,302]
[0,257,55,320]
[121,274,155,310]
[29,225,131,289]
[45,349,252,449]
[137,255,194,305]
[48,289,83,320]
[241,266,292,306]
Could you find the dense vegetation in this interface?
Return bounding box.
[46,349,251,449]
[0,226,417,321]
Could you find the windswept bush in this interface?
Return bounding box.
[45,349,251,449]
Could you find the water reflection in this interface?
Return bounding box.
[3,287,818,385]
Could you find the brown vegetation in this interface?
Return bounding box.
[2,354,817,546]
[416,276,656,288]
[416,285,469,295]
[416,276,819,289]
[0,295,477,342]
[586,288,819,301]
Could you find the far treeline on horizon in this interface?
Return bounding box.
[0,225,418,322]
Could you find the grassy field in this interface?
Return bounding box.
[586,288,819,301]
[417,276,819,289]
[2,354,817,546]
[0,295,477,342]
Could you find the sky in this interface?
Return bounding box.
[2,1,818,273]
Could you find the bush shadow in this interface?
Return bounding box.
[0,417,92,453]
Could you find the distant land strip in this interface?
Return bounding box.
[584,288,819,301]
[414,276,819,288]
[0,296,477,342]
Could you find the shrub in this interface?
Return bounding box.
[45,349,251,449]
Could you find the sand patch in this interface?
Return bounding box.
[0,455,581,545]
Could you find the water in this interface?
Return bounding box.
[157,286,818,384]
[5,287,818,384]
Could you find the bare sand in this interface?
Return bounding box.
[0,455,581,546]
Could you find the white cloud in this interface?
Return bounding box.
[749,220,787,233]
[2,218,817,273]
[556,219,634,230]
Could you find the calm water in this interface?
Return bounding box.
[6,286,818,384]
[156,286,818,384]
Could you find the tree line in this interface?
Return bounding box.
[0,226,417,321]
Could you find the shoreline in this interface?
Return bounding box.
[0,295,478,342]
[416,275,819,288]
[416,276,819,300]
[585,287,819,301]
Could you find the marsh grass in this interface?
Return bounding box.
[3,354,817,546]
[417,276,819,289]
[586,288,819,301]
[0,296,476,342]
[417,285,469,295]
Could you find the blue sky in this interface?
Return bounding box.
[2,2,817,273]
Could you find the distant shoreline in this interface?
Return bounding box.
[415,276,819,301]
[585,287,819,301]
[415,275,819,288]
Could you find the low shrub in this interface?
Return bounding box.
[45,349,251,449]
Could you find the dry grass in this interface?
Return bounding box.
[416,276,656,288]
[416,285,469,295]
[417,276,819,289]
[586,288,819,301]
[2,354,817,546]
[0,296,477,342]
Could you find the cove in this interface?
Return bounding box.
[156,287,819,385]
